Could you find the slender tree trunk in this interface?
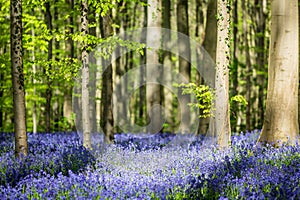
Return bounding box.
[89,8,97,133]
[242,0,252,131]
[195,0,204,40]
[200,0,217,135]
[113,2,123,133]
[259,0,299,146]
[53,0,60,131]
[64,0,74,129]
[254,0,267,129]
[298,2,300,131]
[11,0,28,157]
[100,11,114,143]
[214,0,231,148]
[139,0,147,129]
[0,46,6,131]
[231,0,239,132]
[81,0,91,149]
[146,0,163,134]
[0,69,2,130]
[31,8,37,133]
[177,0,191,133]
[162,0,174,132]
[44,2,53,133]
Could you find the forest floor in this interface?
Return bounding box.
[0,131,299,199]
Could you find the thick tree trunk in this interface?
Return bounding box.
[44,2,52,133]
[177,0,191,134]
[10,0,28,157]
[81,0,91,149]
[100,12,114,143]
[214,0,231,148]
[146,0,163,134]
[259,0,299,146]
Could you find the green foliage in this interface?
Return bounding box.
[175,83,214,118]
[230,95,248,107]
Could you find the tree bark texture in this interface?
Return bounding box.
[214,0,231,148]
[81,0,91,149]
[100,11,114,143]
[146,0,163,134]
[10,0,28,157]
[177,0,191,133]
[259,0,299,146]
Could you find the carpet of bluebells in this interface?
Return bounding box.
[0,131,299,199]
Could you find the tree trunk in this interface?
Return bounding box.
[177,0,191,134]
[162,0,174,132]
[231,0,239,132]
[31,8,37,133]
[10,0,28,157]
[254,0,267,129]
[64,0,74,130]
[100,11,114,143]
[89,8,97,133]
[53,0,60,131]
[81,0,91,149]
[200,0,217,134]
[0,69,2,130]
[146,0,163,134]
[214,0,231,148]
[195,0,204,40]
[259,0,299,146]
[44,2,52,133]
[298,0,300,131]
[242,0,252,131]
[139,0,147,130]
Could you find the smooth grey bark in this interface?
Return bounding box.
[254,0,267,129]
[81,0,91,149]
[64,0,74,129]
[100,11,114,143]
[200,0,217,135]
[10,0,28,157]
[146,0,163,134]
[162,0,174,132]
[231,0,239,132]
[214,0,231,148]
[31,8,37,133]
[259,0,299,146]
[242,0,252,131]
[177,0,191,133]
[139,0,147,129]
[89,8,97,133]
